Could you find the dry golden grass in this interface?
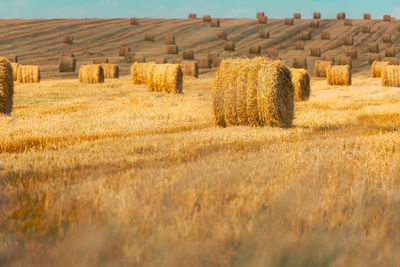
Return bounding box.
[3,75,400,266]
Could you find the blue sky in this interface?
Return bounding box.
[1,0,400,19]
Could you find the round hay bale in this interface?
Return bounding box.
[188,13,196,19]
[313,12,321,19]
[266,48,279,59]
[344,19,352,26]
[165,35,175,45]
[313,60,332,77]
[101,64,119,79]
[182,50,194,60]
[145,33,155,42]
[203,15,211,22]
[258,16,267,24]
[131,62,155,84]
[216,31,227,40]
[295,42,304,50]
[292,57,307,69]
[119,46,131,57]
[130,18,139,25]
[310,20,320,28]
[17,65,40,83]
[0,57,13,114]
[321,31,330,40]
[382,65,400,87]
[179,61,198,78]
[293,13,301,19]
[224,41,235,51]
[385,48,396,57]
[326,65,351,86]
[78,65,104,83]
[284,18,294,25]
[249,45,261,55]
[300,31,311,41]
[337,12,346,19]
[210,19,220,27]
[383,34,391,43]
[371,61,389,77]
[290,68,310,101]
[59,56,76,72]
[362,25,371,33]
[147,64,183,93]
[310,47,321,57]
[344,36,353,46]
[364,13,371,20]
[368,43,379,53]
[10,63,19,81]
[260,30,270,39]
[368,54,381,65]
[197,57,212,69]
[63,35,73,44]
[167,45,179,55]
[93,57,109,64]
[345,49,357,59]
[383,15,391,22]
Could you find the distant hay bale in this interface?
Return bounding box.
[179,61,198,78]
[256,12,265,18]
[260,30,270,39]
[146,64,183,93]
[130,18,139,25]
[313,60,332,77]
[310,20,320,28]
[385,48,396,57]
[197,57,212,69]
[216,31,227,40]
[293,13,301,19]
[344,19,352,26]
[368,43,379,53]
[346,49,357,59]
[10,63,19,81]
[78,65,104,83]
[361,25,371,33]
[249,45,261,55]
[321,31,330,40]
[266,48,279,58]
[383,34,391,43]
[59,56,76,72]
[183,50,194,60]
[310,47,321,57]
[258,16,267,24]
[167,45,179,55]
[213,58,294,128]
[101,64,119,79]
[207,52,219,63]
[188,13,196,19]
[371,61,389,77]
[17,65,40,83]
[313,12,321,19]
[295,42,304,50]
[145,33,155,42]
[384,57,399,65]
[326,65,351,86]
[290,68,310,101]
[0,58,13,114]
[284,18,294,25]
[292,57,307,69]
[344,36,353,46]
[131,62,155,84]
[300,31,311,41]
[119,46,131,56]
[383,15,391,22]
[93,57,109,64]
[368,54,381,64]
[210,19,220,27]
[165,35,176,44]
[336,57,352,69]
[337,12,346,19]
[125,54,145,63]
[224,41,235,51]
[203,15,211,22]
[364,13,371,20]
[63,35,73,44]
[3,54,18,63]
[381,65,400,87]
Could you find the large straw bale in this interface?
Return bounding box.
[326,65,351,86]
[59,56,76,72]
[313,12,321,19]
[292,57,307,69]
[146,64,183,93]
[210,19,220,27]
[321,32,330,40]
[371,61,389,77]
[203,15,211,22]
[284,18,294,25]
[300,31,311,41]
[290,68,310,101]
[197,57,212,69]
[216,31,227,40]
[131,62,155,84]
[165,35,175,44]
[383,34,391,43]
[119,46,131,56]
[130,18,139,25]
[145,33,155,42]
[266,48,279,58]
[382,65,400,87]
[310,20,320,28]
[293,13,301,19]
[10,63,19,81]
[337,12,346,19]
[101,64,119,79]
[383,15,391,22]
[313,60,332,77]
[0,57,13,114]
[179,61,198,78]
[182,50,194,60]
[364,13,371,20]
[249,45,261,55]
[310,47,321,57]
[167,45,179,55]
[368,43,379,53]
[362,25,371,33]
[295,42,304,50]
[224,41,235,51]
[344,19,352,26]
[63,35,73,44]
[258,16,267,24]
[17,65,40,83]
[78,65,104,83]
[188,13,196,19]
[346,49,357,59]
[260,30,270,39]
[385,48,396,57]
[93,57,109,64]
[368,54,381,65]
[344,36,353,46]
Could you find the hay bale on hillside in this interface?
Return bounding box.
[211,19,220,27]
[310,20,320,28]
[188,13,196,19]
[224,41,235,51]
[344,19,352,26]
[313,60,332,77]
[292,57,307,69]
[101,64,119,79]
[213,58,294,128]
[295,42,304,50]
[93,57,109,64]
[336,57,352,69]
[310,47,321,57]
[266,48,279,58]
[59,56,76,72]
[182,50,194,60]
[364,13,371,20]
[249,45,261,55]
[371,61,389,77]
[216,31,227,40]
[165,35,175,44]
[167,45,179,55]
[78,65,104,83]
[10,63,19,81]
[130,18,139,25]
[368,54,381,64]
[293,13,301,19]
[257,12,265,18]
[321,32,330,40]
[313,12,321,19]
[146,64,183,93]
[203,15,211,22]
[300,31,311,41]
[17,65,40,83]
[145,33,155,42]
[179,61,198,78]
[284,18,294,25]
[0,58,13,114]
[124,54,145,63]
[344,36,353,46]
[290,68,310,101]
[3,54,18,63]
[326,65,351,86]
[63,35,73,44]
[385,48,396,57]
[346,49,357,59]
[381,65,400,87]
[362,25,371,33]
[260,30,270,39]
[119,46,131,56]
[131,62,155,84]
[368,43,379,53]
[383,34,391,43]
[383,15,391,22]
[384,57,399,65]
[337,12,346,19]
[197,57,212,69]
[258,16,267,24]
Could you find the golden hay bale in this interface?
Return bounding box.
[0,58,13,114]
[224,41,235,51]
[321,31,330,40]
[381,65,400,87]
[368,54,381,65]
[92,57,109,64]
[368,43,379,53]
[292,57,307,69]
[361,25,371,33]
[59,56,76,72]
[188,13,196,19]
[300,31,311,41]
[313,12,321,19]
[310,47,321,57]
[213,58,294,128]
[179,61,198,78]
[326,65,351,86]
[260,30,270,39]
[78,65,104,83]
[310,20,320,28]
[258,16,267,24]
[216,31,227,40]
[385,48,396,57]
[256,12,265,18]
[131,62,155,84]
[3,54,18,63]
[384,57,399,65]
[167,45,179,55]
[290,68,310,101]
[364,13,371,20]
[249,45,261,55]
[17,65,40,83]
[313,60,332,77]
[295,42,304,50]
[182,50,194,60]
[371,61,389,77]
[10,63,19,81]
[203,15,211,22]
[130,18,139,25]
[344,19,352,26]
[119,46,131,56]
[345,49,357,59]
[337,12,346,19]
[293,13,301,19]
[165,35,175,44]
[266,48,279,58]
[197,57,212,69]
[101,64,119,79]
[211,19,220,27]
[344,36,353,46]
[383,15,391,22]
[383,34,391,43]
[146,64,183,93]
[145,33,155,42]
[284,18,294,25]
